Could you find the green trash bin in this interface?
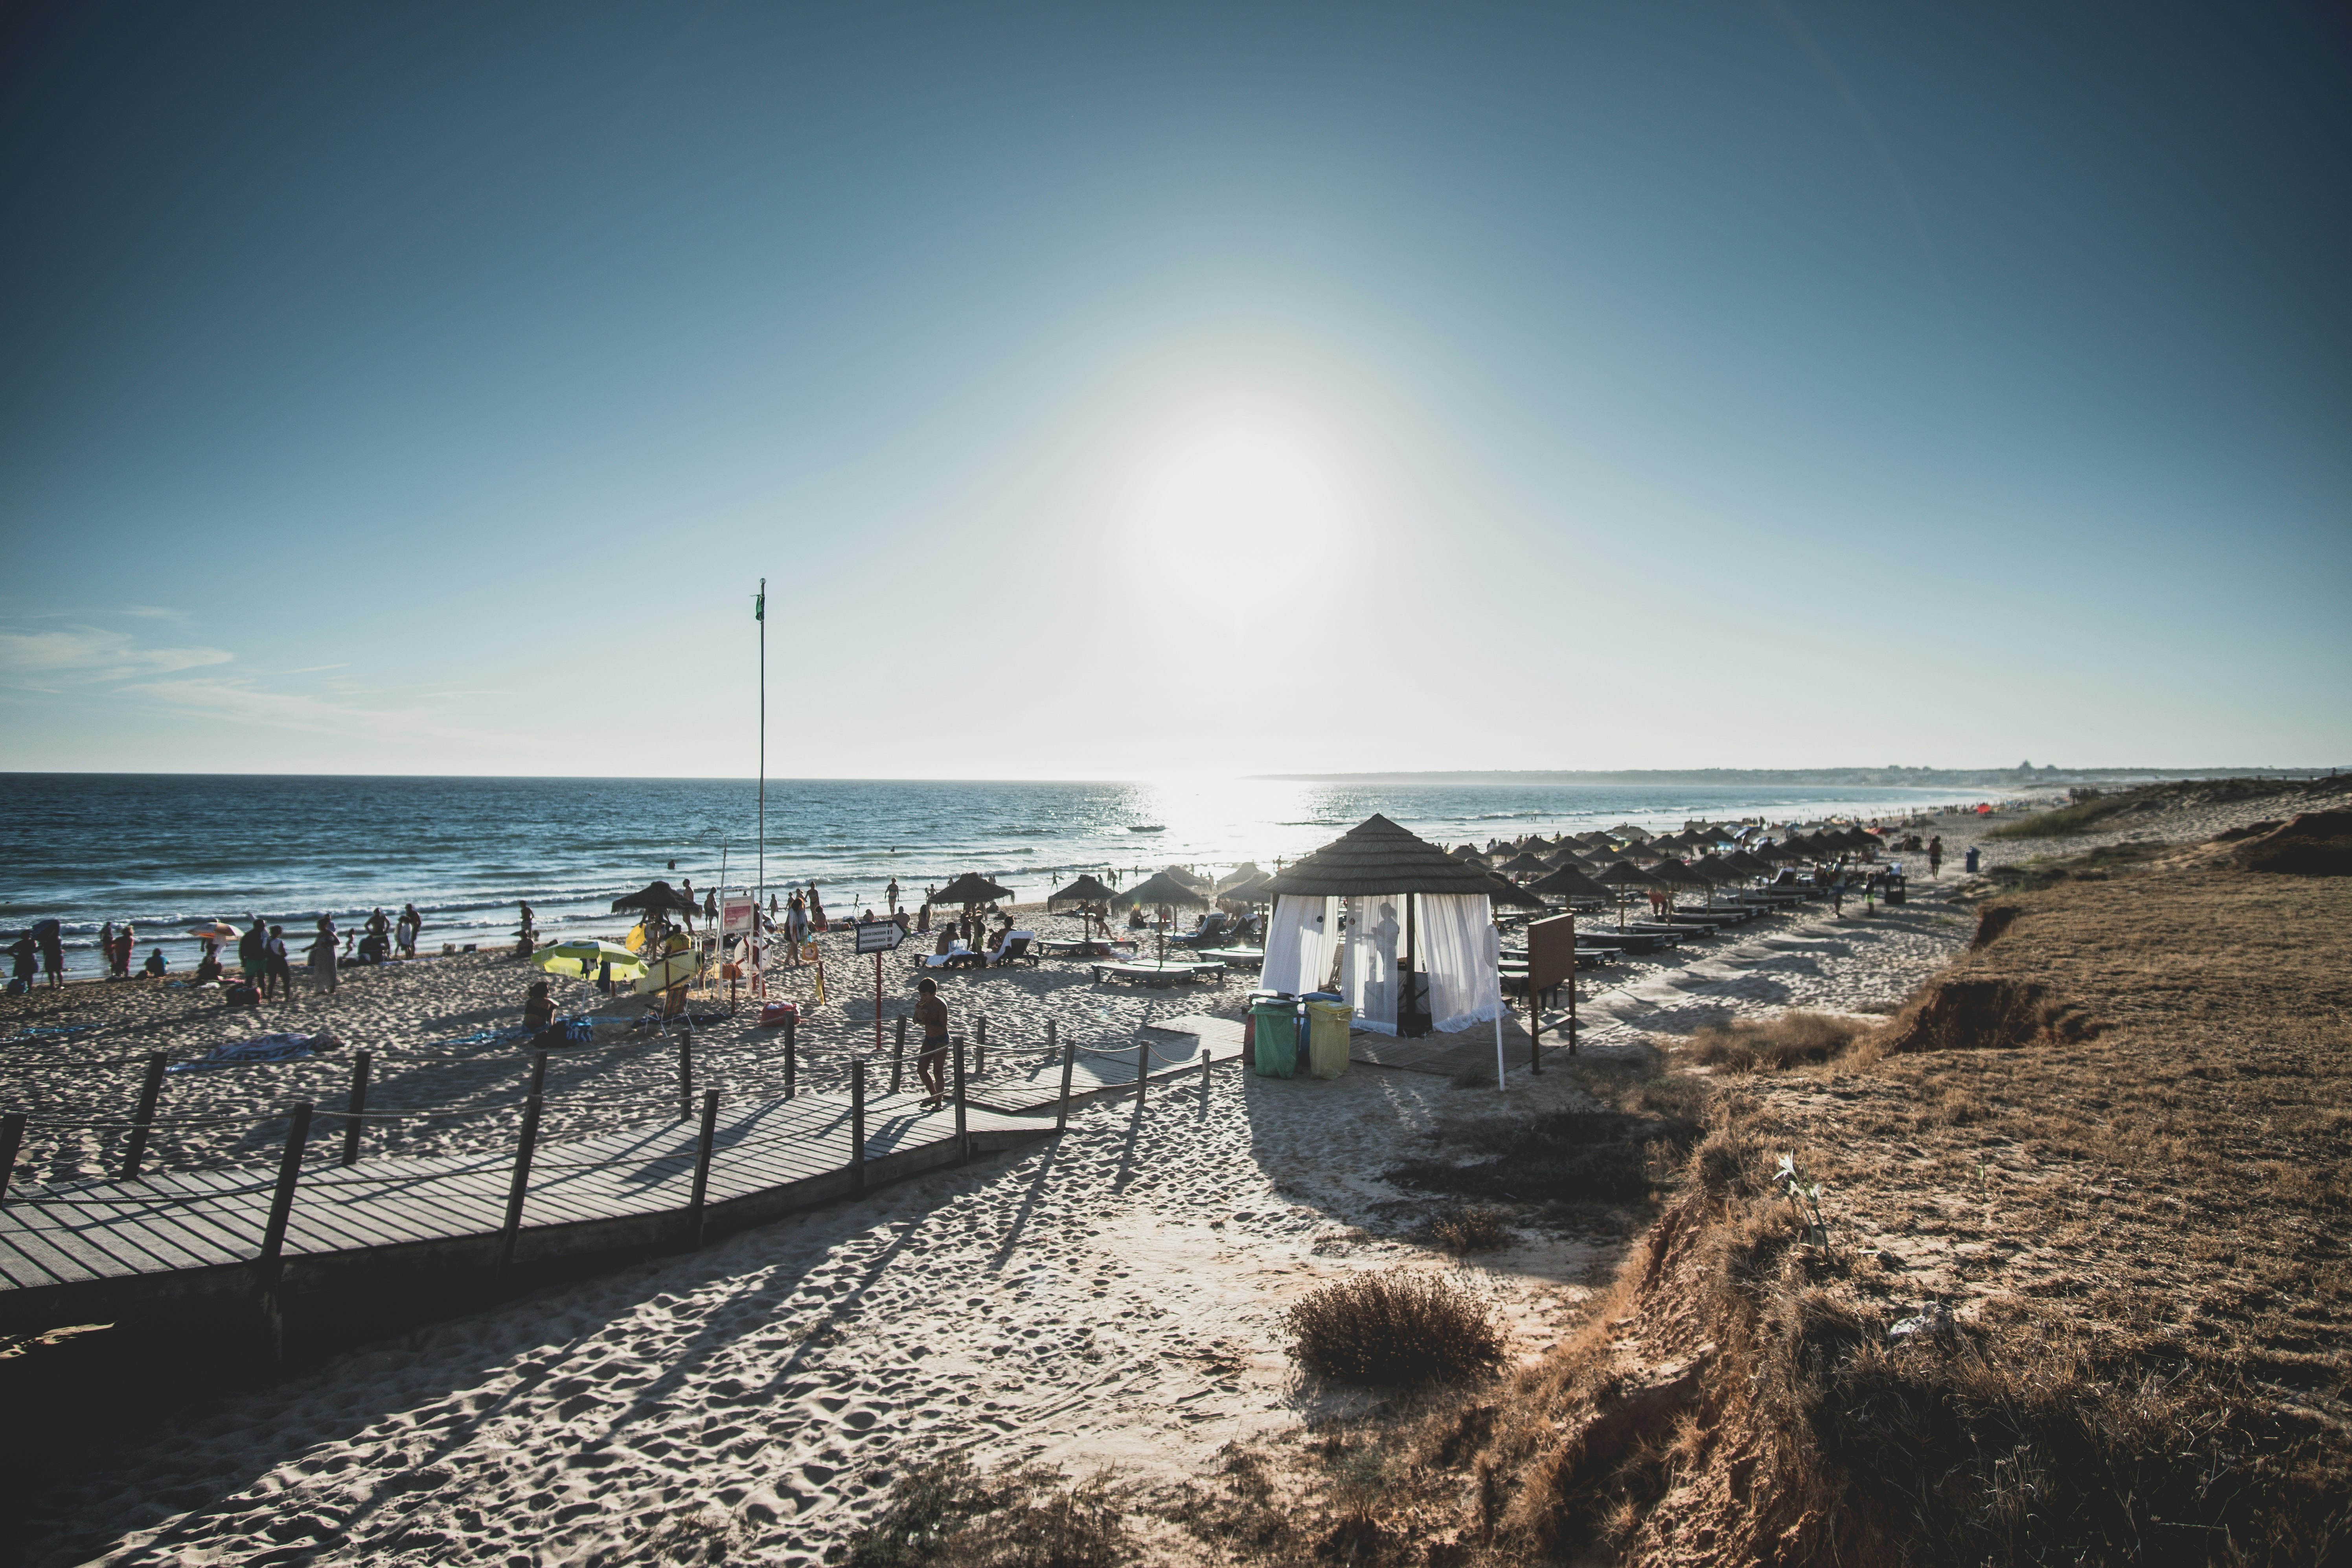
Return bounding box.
[1305,998,1353,1078]
[1251,1000,1298,1078]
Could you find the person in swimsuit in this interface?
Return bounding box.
[914,977,950,1108]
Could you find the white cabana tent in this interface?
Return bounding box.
[1260,814,1503,1039]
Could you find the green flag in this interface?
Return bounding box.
[754,588,765,621]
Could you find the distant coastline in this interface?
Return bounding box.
[1252,766,2343,788]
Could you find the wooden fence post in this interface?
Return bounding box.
[1566,914,1577,1056]
[256,1101,313,1267]
[250,1101,313,1365]
[1135,1040,1150,1107]
[340,1050,371,1167]
[953,1039,968,1161]
[685,1088,720,1248]
[892,1015,906,1096]
[120,1050,168,1179]
[850,1060,866,1197]
[677,1031,693,1122]
[528,1049,549,1098]
[1201,1049,1212,1108]
[498,1091,544,1269]
[975,1015,986,1076]
[0,1112,24,1203]
[783,1012,796,1100]
[1056,1038,1076,1133]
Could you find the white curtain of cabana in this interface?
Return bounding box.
[1342,895,1405,1033]
[1262,894,1339,996]
[1417,893,1501,1033]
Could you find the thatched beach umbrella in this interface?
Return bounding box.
[1482,870,1548,910]
[1450,844,1483,859]
[1593,860,1660,929]
[1117,869,1209,962]
[612,880,698,916]
[1497,851,1550,876]
[932,871,1015,945]
[1048,873,1120,937]
[1215,862,1264,893]
[1646,857,1709,911]
[1162,865,1212,892]
[1531,864,1610,902]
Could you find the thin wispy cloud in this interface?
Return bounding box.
[0,626,234,690]
[115,675,513,747]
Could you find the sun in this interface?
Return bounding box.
[1131,398,1345,601]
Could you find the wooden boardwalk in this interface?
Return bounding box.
[0,1016,1249,1339]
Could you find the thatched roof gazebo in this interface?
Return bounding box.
[1262,813,1505,1038]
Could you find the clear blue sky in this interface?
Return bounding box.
[3,3,2345,777]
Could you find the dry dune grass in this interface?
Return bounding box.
[1136,846,2352,1567]
[1678,1009,1872,1072]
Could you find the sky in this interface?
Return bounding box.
[2,2,2346,778]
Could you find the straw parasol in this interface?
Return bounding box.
[612,880,698,916]
[1215,862,1264,893]
[1450,844,1483,859]
[1496,851,1550,876]
[1117,869,1209,962]
[1593,859,1660,928]
[1530,864,1610,901]
[1048,873,1119,907]
[1481,870,1548,910]
[932,871,1015,945]
[1162,865,1212,892]
[1646,858,1710,909]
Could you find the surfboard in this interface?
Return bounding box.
[640,949,701,992]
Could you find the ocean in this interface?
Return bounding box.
[2,774,1958,977]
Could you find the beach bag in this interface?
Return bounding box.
[758,1001,798,1029]
[224,982,261,1008]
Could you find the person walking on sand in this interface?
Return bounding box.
[806,882,827,933]
[398,904,423,959]
[115,923,136,978]
[10,932,37,992]
[914,976,950,1108]
[265,925,292,1001]
[1927,836,1944,879]
[885,877,900,918]
[100,922,116,979]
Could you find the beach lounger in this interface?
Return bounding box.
[1090,959,1224,986]
[983,933,1038,968]
[924,940,982,969]
[1169,914,1230,949]
[1196,946,1263,967]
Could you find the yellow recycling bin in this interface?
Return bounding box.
[1305,998,1353,1079]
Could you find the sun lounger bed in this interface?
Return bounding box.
[1196,946,1263,967]
[1628,920,1712,939]
[1035,938,1122,958]
[1091,959,1225,986]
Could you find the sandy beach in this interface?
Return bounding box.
[0,801,2075,1566]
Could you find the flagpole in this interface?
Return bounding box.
[757,577,766,947]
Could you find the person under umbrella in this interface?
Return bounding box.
[1115,870,1208,965]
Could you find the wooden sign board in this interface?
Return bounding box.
[722,896,758,936]
[855,921,904,955]
[1526,913,1576,998]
